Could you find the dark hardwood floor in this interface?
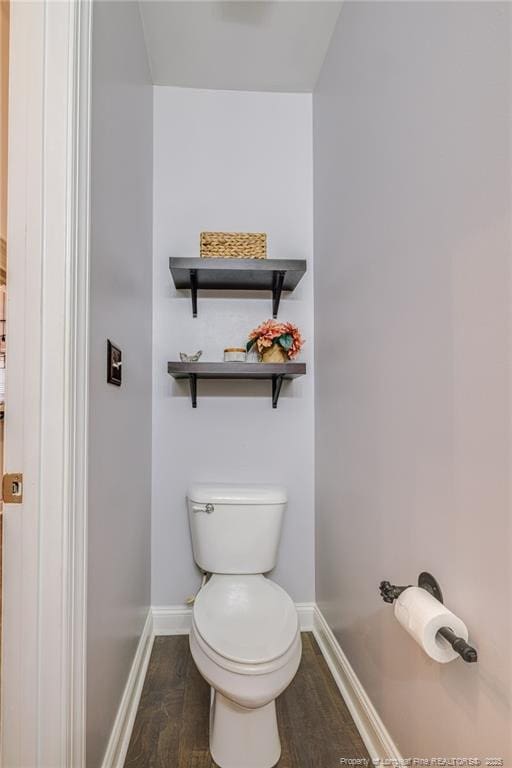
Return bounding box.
[124,632,370,768]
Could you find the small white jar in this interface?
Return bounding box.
[224,347,246,362]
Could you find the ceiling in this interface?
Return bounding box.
[139,1,342,93]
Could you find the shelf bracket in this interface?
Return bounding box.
[190,269,198,318]
[188,373,198,408]
[272,271,286,318]
[272,374,284,409]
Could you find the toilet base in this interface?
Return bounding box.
[209,688,281,768]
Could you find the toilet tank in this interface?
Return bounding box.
[187,483,287,574]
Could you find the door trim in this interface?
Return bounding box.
[1,2,91,765]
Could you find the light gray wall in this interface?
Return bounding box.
[88,3,153,766]
[152,87,314,606]
[314,2,511,761]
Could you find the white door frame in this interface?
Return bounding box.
[2,1,91,765]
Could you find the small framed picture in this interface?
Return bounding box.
[107,340,122,386]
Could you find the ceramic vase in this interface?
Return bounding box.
[261,343,288,363]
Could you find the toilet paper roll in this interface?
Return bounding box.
[394,586,468,663]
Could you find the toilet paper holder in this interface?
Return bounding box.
[379,571,478,663]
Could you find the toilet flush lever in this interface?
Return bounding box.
[192,503,214,514]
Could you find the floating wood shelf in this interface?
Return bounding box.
[169,257,307,318]
[167,361,306,409]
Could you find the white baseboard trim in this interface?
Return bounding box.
[295,601,315,631]
[312,606,402,763]
[101,609,154,768]
[152,604,193,635]
[152,601,316,636]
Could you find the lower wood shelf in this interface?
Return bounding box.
[167,361,306,408]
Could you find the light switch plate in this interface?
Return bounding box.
[107,339,122,386]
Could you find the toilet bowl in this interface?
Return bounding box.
[186,483,301,768]
[190,574,302,768]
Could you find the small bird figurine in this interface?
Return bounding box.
[180,350,203,363]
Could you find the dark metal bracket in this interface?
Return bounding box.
[188,374,197,408]
[418,571,444,603]
[272,271,286,318]
[379,571,478,663]
[186,372,287,409]
[437,626,478,663]
[189,267,288,318]
[272,374,285,408]
[379,580,411,604]
[190,270,198,318]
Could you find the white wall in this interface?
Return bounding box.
[88,3,153,766]
[314,1,511,762]
[152,87,314,606]
[0,0,8,245]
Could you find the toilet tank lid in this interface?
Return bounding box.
[187,483,287,505]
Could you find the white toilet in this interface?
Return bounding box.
[187,483,302,768]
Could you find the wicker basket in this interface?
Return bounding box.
[200,232,267,260]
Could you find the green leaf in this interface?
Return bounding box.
[278,334,293,350]
[246,338,256,352]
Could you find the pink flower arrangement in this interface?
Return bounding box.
[246,319,305,360]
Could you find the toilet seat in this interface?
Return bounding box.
[191,616,301,678]
[193,574,298,666]
[190,620,302,708]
